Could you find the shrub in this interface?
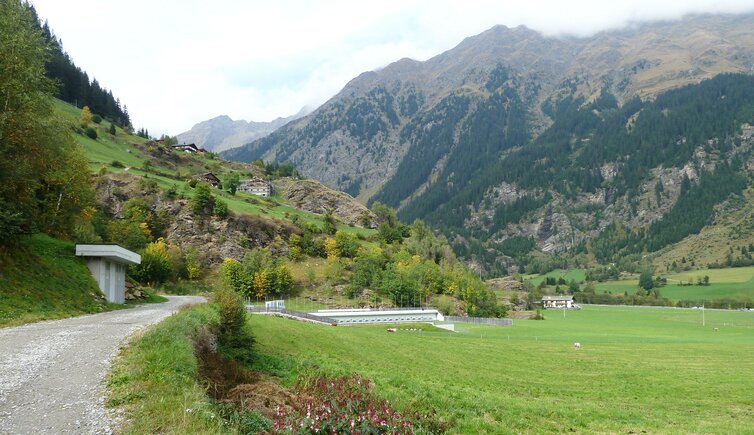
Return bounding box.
[110,160,124,168]
[214,285,246,342]
[129,249,171,285]
[274,374,414,433]
[213,198,229,218]
[85,127,98,139]
[190,183,215,215]
[106,220,150,251]
[213,285,254,363]
[185,247,201,280]
[92,114,102,124]
[335,231,359,258]
[220,258,250,296]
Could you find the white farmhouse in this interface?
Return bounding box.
[542,295,575,309]
[239,178,272,197]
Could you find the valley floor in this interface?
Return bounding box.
[249,305,754,433]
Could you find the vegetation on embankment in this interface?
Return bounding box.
[0,234,165,328]
[0,234,107,327]
[107,304,229,434]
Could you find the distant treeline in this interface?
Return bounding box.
[574,292,753,310]
[26,4,131,127]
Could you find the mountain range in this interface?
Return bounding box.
[222,13,754,274]
[176,108,309,152]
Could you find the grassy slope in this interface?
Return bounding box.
[652,187,754,270]
[0,234,167,327]
[55,100,374,237]
[0,234,110,327]
[107,304,228,434]
[250,306,754,433]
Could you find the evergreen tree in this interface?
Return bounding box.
[0,0,94,244]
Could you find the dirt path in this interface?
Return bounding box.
[0,296,205,434]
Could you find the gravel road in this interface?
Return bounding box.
[0,296,205,434]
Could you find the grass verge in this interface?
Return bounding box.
[0,234,111,327]
[107,303,228,434]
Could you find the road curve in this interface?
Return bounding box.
[0,295,206,434]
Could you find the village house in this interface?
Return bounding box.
[542,295,576,309]
[239,177,272,197]
[171,143,207,154]
[197,172,222,187]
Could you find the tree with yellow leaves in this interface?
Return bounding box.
[80,105,92,127]
[252,270,269,298]
[324,237,338,261]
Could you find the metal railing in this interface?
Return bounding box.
[444,316,512,326]
[245,305,337,325]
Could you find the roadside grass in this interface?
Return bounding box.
[107,304,228,434]
[0,234,112,327]
[248,305,754,434]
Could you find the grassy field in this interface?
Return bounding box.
[524,269,586,286]
[594,266,754,303]
[249,305,754,433]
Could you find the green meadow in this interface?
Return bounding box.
[594,266,754,303]
[249,306,754,433]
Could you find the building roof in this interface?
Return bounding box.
[172,143,199,151]
[200,172,221,182]
[75,244,141,265]
[542,295,574,301]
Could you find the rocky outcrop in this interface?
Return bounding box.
[164,200,299,264]
[277,178,378,228]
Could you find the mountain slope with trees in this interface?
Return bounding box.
[223,13,754,275]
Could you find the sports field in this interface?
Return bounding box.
[249,306,754,433]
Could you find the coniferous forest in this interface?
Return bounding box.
[26,4,131,127]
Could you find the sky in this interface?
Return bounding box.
[31,0,754,137]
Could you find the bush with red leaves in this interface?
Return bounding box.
[273,374,414,434]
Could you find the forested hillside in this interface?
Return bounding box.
[26,4,131,127]
[223,13,754,275]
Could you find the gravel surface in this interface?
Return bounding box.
[0,296,205,434]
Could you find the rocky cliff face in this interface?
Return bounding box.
[276,178,378,228]
[96,172,300,264]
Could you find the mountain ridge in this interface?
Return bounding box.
[177,108,309,152]
[222,13,754,274]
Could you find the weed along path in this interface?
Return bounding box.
[0,296,205,434]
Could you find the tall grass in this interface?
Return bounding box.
[107,304,228,434]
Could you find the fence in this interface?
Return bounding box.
[444,316,512,326]
[245,304,337,325]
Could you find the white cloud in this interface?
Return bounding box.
[30,0,754,136]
